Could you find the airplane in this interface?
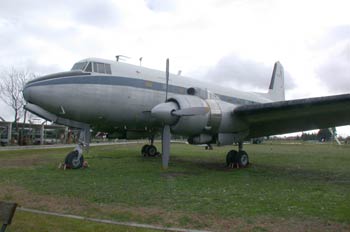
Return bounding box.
[23,57,350,169]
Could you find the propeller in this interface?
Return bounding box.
[172,107,209,116]
[154,59,208,169]
[165,58,169,101]
[162,58,171,169]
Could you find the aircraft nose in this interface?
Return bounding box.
[23,84,32,103]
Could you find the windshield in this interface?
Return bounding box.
[71,62,87,71]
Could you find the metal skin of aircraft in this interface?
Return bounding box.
[23,57,350,169]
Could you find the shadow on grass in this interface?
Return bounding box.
[86,155,124,160]
[252,163,350,184]
[168,156,350,185]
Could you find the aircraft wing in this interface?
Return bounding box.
[233,94,350,138]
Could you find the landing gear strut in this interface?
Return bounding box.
[226,142,249,168]
[64,126,90,169]
[141,136,159,157]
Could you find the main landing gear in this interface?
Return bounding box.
[226,142,249,168]
[141,137,160,157]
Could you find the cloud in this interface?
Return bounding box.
[145,0,176,12]
[317,25,350,48]
[316,42,350,93]
[74,1,120,27]
[202,54,296,92]
[0,0,123,73]
[313,26,350,93]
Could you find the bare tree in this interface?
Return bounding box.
[0,67,36,144]
[0,67,34,123]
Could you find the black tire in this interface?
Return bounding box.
[65,151,84,169]
[147,145,157,157]
[226,150,238,166]
[237,150,249,168]
[141,145,150,156]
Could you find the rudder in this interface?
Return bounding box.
[267,61,285,101]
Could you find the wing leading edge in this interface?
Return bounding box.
[233,94,350,138]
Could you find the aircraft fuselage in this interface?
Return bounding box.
[23,58,273,135]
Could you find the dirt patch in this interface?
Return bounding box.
[0,158,53,168]
[0,184,349,231]
[0,151,61,168]
[161,172,191,179]
[172,158,236,172]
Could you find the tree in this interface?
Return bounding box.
[301,132,317,141]
[0,67,36,144]
[0,67,34,123]
[317,128,332,142]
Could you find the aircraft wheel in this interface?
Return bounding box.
[65,151,84,169]
[147,145,157,157]
[237,150,249,168]
[141,145,150,156]
[226,150,238,166]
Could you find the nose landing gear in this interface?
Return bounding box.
[65,149,84,169]
[64,126,90,169]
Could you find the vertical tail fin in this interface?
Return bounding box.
[267,61,285,101]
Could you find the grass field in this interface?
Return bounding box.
[0,142,349,231]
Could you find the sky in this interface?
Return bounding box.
[0,0,350,136]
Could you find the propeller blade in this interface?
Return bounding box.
[162,125,171,169]
[165,58,169,101]
[172,107,209,116]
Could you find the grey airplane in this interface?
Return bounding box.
[23,57,350,169]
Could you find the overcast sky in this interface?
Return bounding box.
[0,0,350,135]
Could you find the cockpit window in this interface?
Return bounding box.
[105,64,112,74]
[92,62,112,74]
[85,62,92,72]
[71,62,87,71]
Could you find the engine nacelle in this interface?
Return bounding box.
[151,94,248,139]
[188,134,214,144]
[168,95,209,136]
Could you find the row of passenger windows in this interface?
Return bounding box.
[71,62,112,74]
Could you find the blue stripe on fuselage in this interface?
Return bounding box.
[25,75,257,105]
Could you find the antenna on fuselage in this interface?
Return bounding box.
[139,57,143,66]
[115,55,130,62]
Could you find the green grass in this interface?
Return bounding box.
[9,211,156,232]
[0,142,350,231]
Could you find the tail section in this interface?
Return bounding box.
[267,61,285,101]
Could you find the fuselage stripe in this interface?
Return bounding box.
[25,75,257,105]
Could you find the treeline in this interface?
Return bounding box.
[297,128,335,141]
